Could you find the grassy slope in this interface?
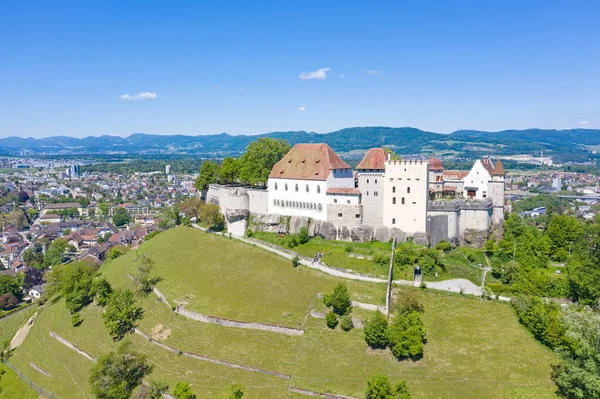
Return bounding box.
[0,306,36,344]
[0,365,40,399]
[6,227,558,399]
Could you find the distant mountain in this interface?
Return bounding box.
[2,127,600,162]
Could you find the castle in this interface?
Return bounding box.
[206,144,506,246]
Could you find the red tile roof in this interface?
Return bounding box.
[269,144,350,181]
[481,157,495,174]
[326,188,361,195]
[492,159,506,175]
[429,155,444,170]
[443,170,469,179]
[356,148,386,170]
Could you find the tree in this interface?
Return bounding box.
[199,203,225,231]
[23,267,44,290]
[552,308,600,399]
[323,283,352,316]
[340,315,353,331]
[43,248,62,267]
[364,310,389,348]
[7,209,26,230]
[112,207,131,227]
[546,215,583,261]
[49,262,96,314]
[326,311,338,329]
[297,227,310,245]
[98,203,110,218]
[89,342,153,399]
[179,198,204,219]
[0,293,19,310]
[195,161,220,191]
[106,244,130,261]
[220,157,241,184]
[147,380,169,399]
[387,311,426,360]
[238,138,291,186]
[94,278,113,307]
[366,374,392,399]
[26,207,39,222]
[0,275,22,300]
[17,190,29,203]
[173,382,196,399]
[132,253,160,293]
[395,287,424,314]
[214,384,244,399]
[102,289,143,341]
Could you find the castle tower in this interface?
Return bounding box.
[489,159,506,225]
[428,155,444,199]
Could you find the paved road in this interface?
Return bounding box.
[192,224,508,301]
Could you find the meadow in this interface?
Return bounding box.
[1,227,559,398]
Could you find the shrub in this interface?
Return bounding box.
[344,243,353,253]
[434,240,452,252]
[365,374,412,399]
[340,315,353,331]
[292,256,300,268]
[326,311,338,329]
[173,382,196,399]
[419,282,427,289]
[373,253,390,266]
[364,310,389,348]
[323,283,352,316]
[94,278,113,307]
[298,227,310,244]
[282,234,299,248]
[245,229,254,238]
[395,287,424,314]
[387,311,426,360]
[70,312,82,327]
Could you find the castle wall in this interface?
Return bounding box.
[248,189,268,215]
[327,204,363,227]
[357,171,384,226]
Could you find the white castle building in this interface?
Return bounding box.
[206,143,506,246]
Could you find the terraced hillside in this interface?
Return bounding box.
[3,227,559,398]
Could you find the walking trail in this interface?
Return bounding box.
[192,224,501,300]
[10,312,38,349]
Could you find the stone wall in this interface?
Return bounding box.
[326,204,363,227]
[426,198,492,247]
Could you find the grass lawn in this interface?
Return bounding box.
[0,365,40,399]
[104,227,387,327]
[0,306,36,344]
[5,227,559,399]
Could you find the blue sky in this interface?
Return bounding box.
[1,0,599,138]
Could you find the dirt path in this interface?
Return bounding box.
[9,312,38,349]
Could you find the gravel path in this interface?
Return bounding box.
[9,312,37,349]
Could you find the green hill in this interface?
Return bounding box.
[3,227,559,398]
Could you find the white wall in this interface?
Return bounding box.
[382,160,429,234]
[267,178,328,220]
[326,193,360,205]
[462,160,491,200]
[357,172,384,226]
[248,189,269,215]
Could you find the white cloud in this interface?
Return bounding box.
[238,87,244,91]
[298,106,306,111]
[214,85,220,89]
[120,92,157,101]
[580,121,589,125]
[299,67,330,80]
[339,74,345,78]
[365,70,381,75]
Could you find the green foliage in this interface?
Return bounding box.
[434,240,452,252]
[513,194,568,214]
[178,197,204,219]
[220,157,241,184]
[340,315,353,331]
[213,384,244,399]
[245,229,254,238]
[552,308,600,399]
[291,255,300,268]
[147,380,169,399]
[511,296,571,350]
[145,230,162,241]
[70,312,82,327]
[173,382,196,399]
[344,243,353,253]
[132,253,161,293]
[297,226,310,245]
[102,289,143,341]
[49,261,96,313]
[323,283,352,316]
[546,215,583,261]
[395,287,424,314]
[326,311,338,329]
[387,311,426,360]
[0,293,19,310]
[106,244,130,261]
[281,234,299,248]
[373,253,390,266]
[94,278,113,306]
[195,161,220,191]
[112,207,131,227]
[365,374,412,399]
[364,310,389,348]
[89,342,153,399]
[238,138,291,186]
[198,203,225,231]
[0,275,22,301]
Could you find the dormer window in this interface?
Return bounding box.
[316,160,320,163]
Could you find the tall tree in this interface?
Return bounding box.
[238,138,290,186]
[0,275,22,300]
[112,207,131,227]
[220,157,241,184]
[195,161,220,191]
[103,289,143,341]
[89,342,153,399]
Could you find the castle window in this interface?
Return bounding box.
[273,199,276,205]
[393,197,396,204]
[334,199,338,203]
[407,187,411,194]
[366,191,369,196]
[347,200,350,204]
[402,197,405,204]
[317,186,321,194]
[274,182,278,190]
[295,184,298,192]
[392,186,396,193]
[338,213,343,217]
[318,204,322,211]
[375,179,378,184]
[392,218,396,225]
[285,183,288,191]
[367,179,370,184]
[374,191,379,196]
[306,185,309,193]
[355,214,360,218]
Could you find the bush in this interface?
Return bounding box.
[434,240,452,252]
[365,374,412,399]
[373,253,390,266]
[486,283,512,295]
[387,311,426,360]
[94,278,113,307]
[344,243,353,253]
[364,310,389,348]
[282,234,299,248]
[326,311,338,329]
[245,229,254,238]
[173,382,196,399]
[70,312,82,327]
[323,283,352,316]
[395,288,424,314]
[340,315,353,331]
[298,227,310,244]
[291,256,300,268]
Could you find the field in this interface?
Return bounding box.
[1,227,559,399]
[0,306,36,344]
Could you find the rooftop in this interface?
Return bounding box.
[356,148,386,170]
[269,143,350,181]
